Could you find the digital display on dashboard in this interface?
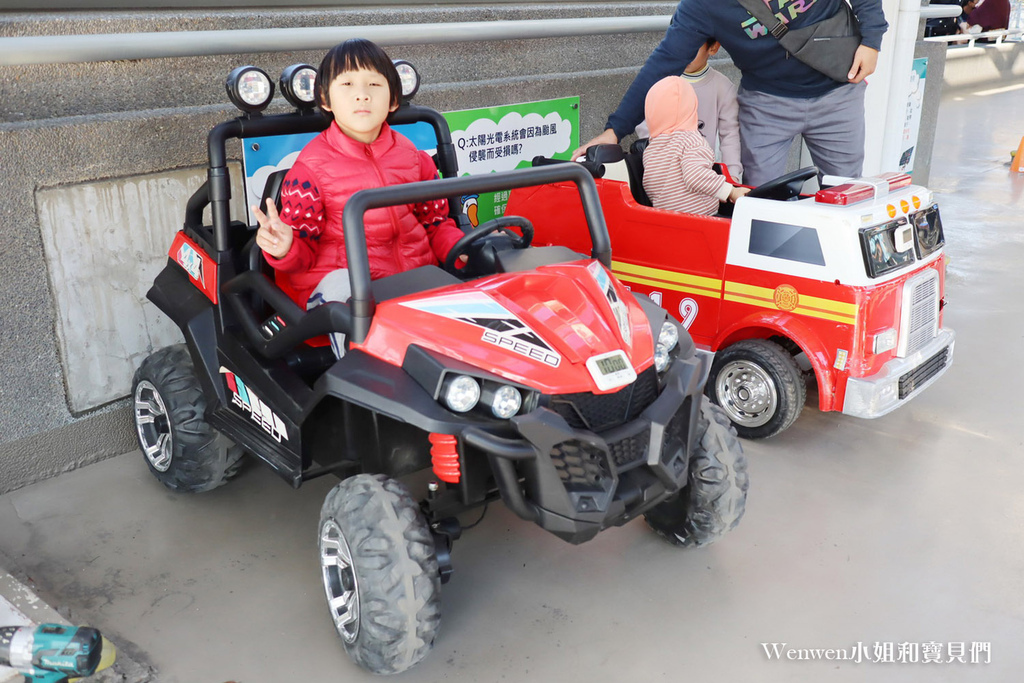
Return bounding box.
[596,354,629,376]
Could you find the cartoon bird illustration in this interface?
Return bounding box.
[462,194,480,227]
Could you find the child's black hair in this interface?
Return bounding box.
[317,38,402,111]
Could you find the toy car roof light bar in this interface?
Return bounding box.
[279,63,317,110]
[392,59,420,100]
[816,171,914,206]
[225,65,274,114]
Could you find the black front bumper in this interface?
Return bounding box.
[463,355,707,544]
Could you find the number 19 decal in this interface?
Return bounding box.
[679,298,699,329]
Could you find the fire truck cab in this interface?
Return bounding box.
[507,162,955,439]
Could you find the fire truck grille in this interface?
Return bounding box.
[899,346,950,399]
[904,271,939,355]
[548,365,659,432]
[550,440,610,488]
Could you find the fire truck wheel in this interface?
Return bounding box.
[319,474,442,675]
[132,344,245,493]
[644,398,748,547]
[706,339,806,439]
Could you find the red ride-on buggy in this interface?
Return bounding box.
[132,66,748,675]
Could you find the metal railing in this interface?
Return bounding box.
[0,16,672,67]
[924,28,1024,46]
[4,3,1018,68]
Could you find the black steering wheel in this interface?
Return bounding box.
[745,166,819,201]
[444,215,534,275]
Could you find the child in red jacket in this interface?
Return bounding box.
[253,39,464,355]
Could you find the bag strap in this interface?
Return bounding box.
[734,0,790,39]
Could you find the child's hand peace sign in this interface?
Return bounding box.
[253,198,293,259]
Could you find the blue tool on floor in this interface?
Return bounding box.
[0,624,108,683]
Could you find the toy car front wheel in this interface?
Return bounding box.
[644,398,748,548]
[319,474,442,675]
[132,344,244,492]
[706,339,806,439]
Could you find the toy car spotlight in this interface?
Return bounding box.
[280,63,317,110]
[225,65,274,114]
[392,59,420,100]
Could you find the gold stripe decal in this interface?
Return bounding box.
[611,260,722,296]
[724,282,858,325]
[609,261,857,326]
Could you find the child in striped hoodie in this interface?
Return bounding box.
[642,76,748,216]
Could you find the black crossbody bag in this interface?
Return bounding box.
[736,0,862,83]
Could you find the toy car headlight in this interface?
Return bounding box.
[489,385,522,419]
[654,321,679,373]
[392,60,420,100]
[654,347,670,373]
[657,322,678,352]
[443,375,480,413]
[280,63,317,109]
[873,328,898,354]
[226,66,274,113]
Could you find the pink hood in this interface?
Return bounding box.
[645,76,700,139]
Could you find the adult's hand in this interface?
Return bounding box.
[253,197,293,259]
[848,45,879,83]
[571,128,619,161]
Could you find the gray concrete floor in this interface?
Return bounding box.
[1,83,1023,683]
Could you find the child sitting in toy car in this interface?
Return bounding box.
[252,39,465,355]
[641,76,748,216]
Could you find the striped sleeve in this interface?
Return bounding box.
[677,143,728,199]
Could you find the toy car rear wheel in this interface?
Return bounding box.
[644,398,748,547]
[132,344,244,492]
[319,474,442,675]
[706,339,806,439]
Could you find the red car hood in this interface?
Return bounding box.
[352,260,656,394]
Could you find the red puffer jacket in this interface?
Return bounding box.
[267,122,463,305]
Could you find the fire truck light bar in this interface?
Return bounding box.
[816,172,913,206]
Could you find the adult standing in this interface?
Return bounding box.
[574,0,889,186]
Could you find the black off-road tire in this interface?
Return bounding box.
[644,398,749,548]
[706,338,806,439]
[319,474,442,675]
[132,344,244,493]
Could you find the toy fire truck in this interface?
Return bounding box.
[508,155,955,439]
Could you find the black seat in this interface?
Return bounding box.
[625,138,653,207]
[246,168,290,274]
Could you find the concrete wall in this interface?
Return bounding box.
[0,4,675,493]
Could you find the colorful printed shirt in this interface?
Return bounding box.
[607,0,888,138]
